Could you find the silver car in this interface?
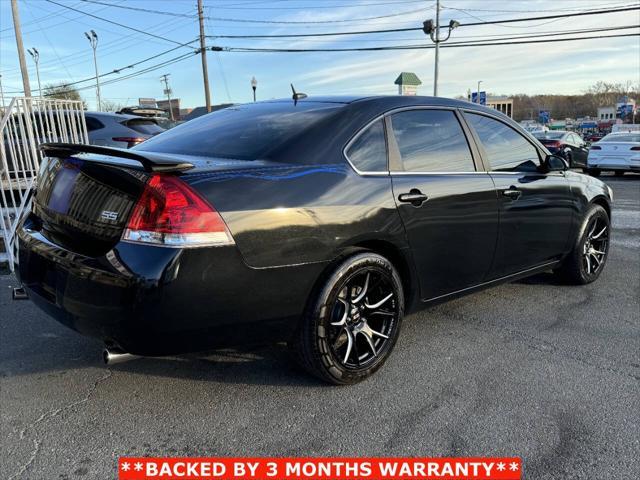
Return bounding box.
[85,112,165,148]
[586,132,640,176]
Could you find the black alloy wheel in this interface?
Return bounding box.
[556,204,610,284]
[293,252,404,385]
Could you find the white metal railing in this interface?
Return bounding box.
[1,97,88,271]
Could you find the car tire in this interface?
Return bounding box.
[293,252,404,385]
[586,168,601,177]
[556,204,610,285]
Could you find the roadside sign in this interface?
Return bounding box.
[138,97,156,107]
[471,91,487,105]
[538,110,551,124]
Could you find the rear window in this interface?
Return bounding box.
[534,132,564,140]
[600,134,640,142]
[124,119,165,135]
[135,102,343,160]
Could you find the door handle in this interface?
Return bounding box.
[398,189,429,206]
[502,187,522,200]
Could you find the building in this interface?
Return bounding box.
[487,96,513,118]
[156,98,180,121]
[394,72,422,96]
[597,107,616,121]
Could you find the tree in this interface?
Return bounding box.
[43,82,84,102]
[100,100,123,112]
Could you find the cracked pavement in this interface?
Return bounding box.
[1,174,638,479]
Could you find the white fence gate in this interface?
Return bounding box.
[0,97,88,271]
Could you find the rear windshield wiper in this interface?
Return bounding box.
[39,142,194,173]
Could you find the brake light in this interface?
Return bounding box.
[122,174,234,247]
[631,146,640,151]
[112,137,146,148]
[545,141,561,148]
[590,145,602,150]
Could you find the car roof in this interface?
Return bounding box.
[84,111,141,120]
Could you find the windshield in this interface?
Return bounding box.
[534,132,564,140]
[135,102,344,160]
[600,134,640,143]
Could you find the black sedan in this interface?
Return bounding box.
[533,130,590,169]
[17,95,612,384]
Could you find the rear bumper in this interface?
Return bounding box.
[17,219,322,355]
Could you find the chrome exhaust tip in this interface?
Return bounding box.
[102,348,138,366]
[12,287,28,300]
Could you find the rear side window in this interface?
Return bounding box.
[346,120,387,172]
[601,134,640,142]
[389,109,474,172]
[136,102,343,160]
[85,116,104,132]
[124,119,165,135]
[466,113,540,172]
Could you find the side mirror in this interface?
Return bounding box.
[542,154,569,172]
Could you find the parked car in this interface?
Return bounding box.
[85,112,165,148]
[585,132,605,143]
[17,96,612,384]
[533,130,589,169]
[586,132,640,176]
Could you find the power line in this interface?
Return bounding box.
[16,41,200,94]
[454,5,640,27]
[206,5,640,38]
[43,0,198,49]
[217,32,639,52]
[79,0,195,18]
[79,0,433,24]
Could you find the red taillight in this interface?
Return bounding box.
[630,146,640,151]
[112,137,147,148]
[122,174,234,247]
[546,141,561,148]
[590,145,602,150]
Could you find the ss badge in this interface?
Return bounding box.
[100,210,119,221]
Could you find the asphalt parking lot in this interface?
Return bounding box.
[1,174,638,480]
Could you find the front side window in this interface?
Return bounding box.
[346,120,387,172]
[466,113,540,171]
[389,109,474,172]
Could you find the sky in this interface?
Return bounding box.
[0,0,639,111]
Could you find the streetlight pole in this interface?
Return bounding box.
[477,80,482,104]
[160,73,174,121]
[423,9,459,98]
[27,48,42,99]
[251,76,257,102]
[85,30,101,111]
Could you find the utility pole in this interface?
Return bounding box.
[28,48,42,99]
[160,73,174,121]
[197,0,211,112]
[11,0,31,98]
[85,30,101,111]
[423,4,458,98]
[476,80,483,104]
[0,75,6,107]
[433,0,440,97]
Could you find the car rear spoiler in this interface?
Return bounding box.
[39,143,194,173]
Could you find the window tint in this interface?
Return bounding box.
[389,110,474,172]
[466,113,540,171]
[85,116,104,132]
[346,120,387,172]
[124,119,165,135]
[136,102,343,160]
[601,133,640,142]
